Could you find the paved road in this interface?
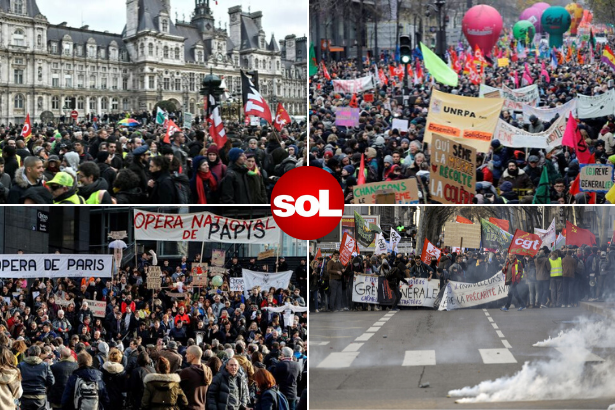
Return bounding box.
[310,306,615,409]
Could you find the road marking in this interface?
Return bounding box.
[342,343,364,352]
[483,309,487,312]
[555,348,605,362]
[487,317,494,322]
[310,342,330,346]
[366,327,380,332]
[379,317,391,322]
[355,333,374,342]
[496,330,505,338]
[485,312,490,316]
[317,352,359,368]
[402,350,436,366]
[491,323,499,330]
[479,348,517,364]
[372,322,384,327]
[502,340,512,349]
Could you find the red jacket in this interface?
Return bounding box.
[175,313,190,326]
[121,300,136,314]
[504,260,523,284]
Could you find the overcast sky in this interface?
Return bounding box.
[38,0,307,42]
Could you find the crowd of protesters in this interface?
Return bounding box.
[0,250,308,410]
[310,243,615,312]
[309,42,615,204]
[0,113,306,205]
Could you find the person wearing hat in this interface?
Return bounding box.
[47,171,84,204]
[159,340,183,373]
[528,115,544,133]
[206,144,227,181]
[148,156,178,204]
[220,147,251,204]
[128,144,150,191]
[523,155,543,188]
[78,162,114,204]
[43,155,61,181]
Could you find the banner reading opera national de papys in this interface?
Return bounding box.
[133,210,280,244]
[424,89,504,153]
[438,271,508,311]
[352,275,440,307]
[0,254,113,279]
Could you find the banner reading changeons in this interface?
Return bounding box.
[425,89,504,152]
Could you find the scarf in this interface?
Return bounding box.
[196,171,217,204]
[247,164,261,176]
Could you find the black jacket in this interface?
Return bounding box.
[101,361,127,408]
[17,356,54,396]
[206,367,250,410]
[97,162,117,190]
[220,162,251,204]
[114,187,147,204]
[272,360,302,401]
[130,364,155,408]
[78,178,113,204]
[62,366,110,410]
[7,166,43,204]
[49,358,79,405]
[150,170,178,204]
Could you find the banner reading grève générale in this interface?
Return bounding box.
[0,254,113,278]
[133,210,280,244]
[352,275,440,307]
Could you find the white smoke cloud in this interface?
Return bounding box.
[448,316,615,403]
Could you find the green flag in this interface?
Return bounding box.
[532,166,550,204]
[420,42,458,87]
[354,211,376,247]
[156,107,166,125]
[309,43,318,76]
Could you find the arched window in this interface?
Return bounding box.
[101,97,108,110]
[14,94,24,109]
[64,97,71,108]
[175,47,180,60]
[77,97,85,110]
[13,29,24,46]
[52,96,60,109]
[37,34,42,46]
[162,19,168,32]
[163,46,169,58]
[111,98,118,110]
[89,97,96,110]
[148,43,153,56]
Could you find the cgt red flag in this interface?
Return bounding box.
[456,215,473,224]
[565,221,596,247]
[508,229,542,257]
[164,119,180,144]
[339,233,356,266]
[21,113,32,141]
[273,103,291,132]
[489,217,510,232]
[420,238,442,264]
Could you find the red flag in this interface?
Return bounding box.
[420,238,442,264]
[415,60,423,82]
[407,63,414,77]
[321,61,331,80]
[273,103,291,132]
[208,106,227,148]
[164,119,180,144]
[241,71,273,123]
[563,112,592,164]
[569,174,580,196]
[513,70,519,88]
[489,217,510,232]
[315,248,322,260]
[508,229,542,257]
[565,221,596,247]
[540,62,550,83]
[378,68,388,85]
[456,215,473,224]
[21,113,32,141]
[357,153,366,185]
[349,93,358,108]
[339,233,356,266]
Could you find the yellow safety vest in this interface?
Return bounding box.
[85,190,104,204]
[54,193,85,204]
[549,257,563,277]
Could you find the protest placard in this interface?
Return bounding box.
[83,299,106,318]
[191,263,208,276]
[209,266,227,277]
[579,164,614,192]
[335,107,360,127]
[443,221,481,249]
[0,254,113,278]
[257,249,277,260]
[147,266,161,290]
[429,133,476,204]
[391,118,409,133]
[229,277,244,292]
[211,249,225,267]
[353,179,419,204]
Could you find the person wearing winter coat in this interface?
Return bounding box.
[0,346,22,410]
[535,248,551,307]
[190,156,219,204]
[383,254,410,311]
[272,347,302,408]
[49,347,78,408]
[179,345,213,410]
[220,148,252,204]
[112,168,147,204]
[206,145,227,182]
[148,156,178,204]
[254,368,283,410]
[101,348,127,409]
[562,249,577,307]
[272,147,297,178]
[7,156,45,204]
[246,154,268,204]
[17,345,55,409]
[498,160,535,192]
[129,351,155,409]
[62,351,111,410]
[501,253,526,311]
[206,358,250,410]
[142,356,188,410]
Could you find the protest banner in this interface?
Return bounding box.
[0,254,113,279]
[147,266,162,290]
[211,249,225,267]
[424,89,504,153]
[242,269,293,292]
[353,179,419,204]
[165,292,188,299]
[420,238,442,264]
[508,229,542,257]
[335,107,360,127]
[374,233,388,255]
[183,112,193,128]
[354,211,382,247]
[480,84,540,110]
[133,210,280,244]
[351,274,379,304]
[83,299,106,318]
[391,118,409,133]
[257,249,277,260]
[481,218,513,251]
[494,114,566,150]
[229,277,244,292]
[55,298,75,307]
[443,221,481,249]
[579,164,614,192]
[534,218,556,249]
[352,275,439,307]
[340,215,380,248]
[439,271,508,310]
[332,75,375,94]
[522,99,577,124]
[577,89,615,119]
[339,233,356,265]
[429,133,476,204]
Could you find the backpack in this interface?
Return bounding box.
[74,377,99,410]
[267,389,290,410]
[575,259,585,275]
[171,171,190,204]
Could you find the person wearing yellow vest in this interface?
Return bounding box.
[549,250,564,308]
[501,253,526,311]
[77,162,115,204]
[47,172,84,204]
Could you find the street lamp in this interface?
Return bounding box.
[199,68,224,116]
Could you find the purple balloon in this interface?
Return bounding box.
[520,6,544,33]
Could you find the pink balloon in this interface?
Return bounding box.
[463,5,503,55]
[520,6,544,33]
[533,2,551,11]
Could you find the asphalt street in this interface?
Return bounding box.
[309,305,615,409]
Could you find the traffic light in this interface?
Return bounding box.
[400,35,412,64]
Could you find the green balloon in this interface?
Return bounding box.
[513,20,536,41]
[212,275,223,287]
[541,6,572,48]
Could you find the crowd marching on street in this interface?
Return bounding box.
[0,250,308,410]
